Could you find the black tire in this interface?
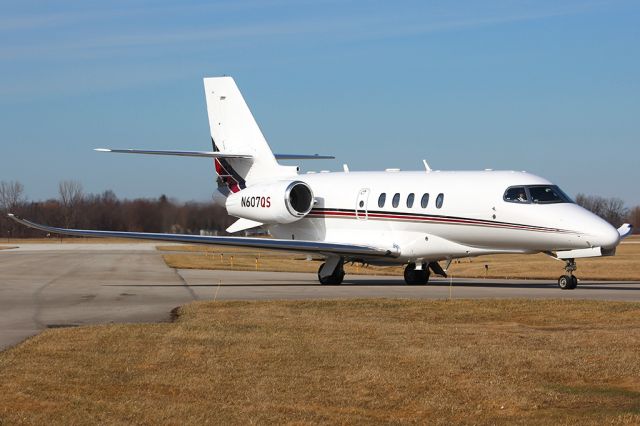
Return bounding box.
[318,263,344,285]
[404,263,416,284]
[404,264,430,285]
[569,275,578,289]
[558,275,573,290]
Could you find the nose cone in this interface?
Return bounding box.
[586,215,620,249]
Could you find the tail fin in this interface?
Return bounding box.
[204,77,296,193]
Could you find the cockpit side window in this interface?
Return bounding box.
[504,186,528,203]
[504,185,573,204]
[528,185,573,204]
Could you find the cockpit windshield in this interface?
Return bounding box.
[504,185,573,204]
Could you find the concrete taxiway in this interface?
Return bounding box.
[1,243,639,350]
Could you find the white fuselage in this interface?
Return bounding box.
[267,170,619,264]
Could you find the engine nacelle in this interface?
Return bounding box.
[225,180,314,224]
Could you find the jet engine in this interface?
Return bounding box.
[225,180,314,224]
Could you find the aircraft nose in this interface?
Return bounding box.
[587,217,620,249]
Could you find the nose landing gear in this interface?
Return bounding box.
[558,258,578,290]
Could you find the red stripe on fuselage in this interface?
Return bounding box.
[307,208,571,234]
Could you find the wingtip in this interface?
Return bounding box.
[94,148,111,152]
[7,213,14,218]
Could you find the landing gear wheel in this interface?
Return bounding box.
[318,263,345,285]
[404,263,430,285]
[558,275,572,290]
[558,275,578,290]
[570,275,578,289]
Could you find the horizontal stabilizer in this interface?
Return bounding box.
[95,148,253,159]
[7,214,399,259]
[274,154,335,160]
[95,149,334,160]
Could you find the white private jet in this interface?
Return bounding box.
[9,77,633,289]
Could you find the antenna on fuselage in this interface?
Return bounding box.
[422,159,432,172]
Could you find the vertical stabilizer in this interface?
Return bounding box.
[204,77,296,192]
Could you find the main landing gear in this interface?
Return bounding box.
[558,258,578,290]
[404,263,430,285]
[403,262,448,285]
[318,256,345,285]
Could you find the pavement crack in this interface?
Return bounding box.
[173,268,198,301]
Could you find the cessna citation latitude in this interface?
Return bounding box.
[9,77,633,289]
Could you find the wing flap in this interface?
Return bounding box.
[8,214,398,258]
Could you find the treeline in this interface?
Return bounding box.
[0,180,234,238]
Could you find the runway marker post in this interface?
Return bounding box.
[214,279,222,301]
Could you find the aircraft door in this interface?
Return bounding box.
[355,188,370,220]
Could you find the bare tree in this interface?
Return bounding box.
[0,180,26,240]
[59,180,84,228]
[0,180,25,212]
[575,194,628,227]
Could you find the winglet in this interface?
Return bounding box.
[618,223,633,240]
[7,213,28,227]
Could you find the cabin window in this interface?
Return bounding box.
[392,193,400,208]
[436,193,444,209]
[504,186,528,203]
[407,193,415,208]
[421,193,429,208]
[378,193,386,208]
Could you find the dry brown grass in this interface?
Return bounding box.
[0,299,639,424]
[159,236,640,281]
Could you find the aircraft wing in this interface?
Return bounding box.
[7,214,398,258]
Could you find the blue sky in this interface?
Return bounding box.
[1,0,639,205]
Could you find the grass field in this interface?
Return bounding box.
[159,236,640,281]
[0,299,639,424]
